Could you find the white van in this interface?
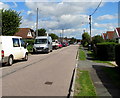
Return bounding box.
[0,36,28,65]
[33,36,52,53]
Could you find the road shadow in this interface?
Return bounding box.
[92,65,120,97]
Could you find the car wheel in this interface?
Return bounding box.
[8,56,13,66]
[24,54,28,61]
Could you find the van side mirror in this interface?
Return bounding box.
[48,41,50,44]
[24,43,28,48]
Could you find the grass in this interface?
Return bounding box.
[103,67,120,88]
[74,69,96,96]
[79,49,86,60]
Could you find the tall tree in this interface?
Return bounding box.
[49,33,58,40]
[2,9,22,35]
[37,28,47,36]
[82,32,90,47]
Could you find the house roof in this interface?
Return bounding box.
[14,28,35,39]
[116,27,120,37]
[106,31,115,39]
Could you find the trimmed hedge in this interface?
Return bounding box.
[96,42,117,61]
[115,44,120,67]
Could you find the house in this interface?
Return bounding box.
[14,28,35,39]
[102,33,107,40]
[106,31,115,40]
[114,27,120,43]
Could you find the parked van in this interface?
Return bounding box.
[0,36,28,65]
[33,36,52,53]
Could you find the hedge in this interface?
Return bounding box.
[115,44,120,67]
[23,39,35,52]
[96,42,117,61]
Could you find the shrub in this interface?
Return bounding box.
[115,44,120,67]
[96,42,117,61]
[23,39,34,52]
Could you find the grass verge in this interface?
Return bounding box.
[74,69,96,96]
[79,49,86,60]
[103,67,120,88]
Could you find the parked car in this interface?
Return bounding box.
[58,42,62,48]
[52,40,59,49]
[0,36,28,66]
[33,36,52,53]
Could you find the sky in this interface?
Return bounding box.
[0,0,119,39]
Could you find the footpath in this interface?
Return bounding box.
[77,47,120,97]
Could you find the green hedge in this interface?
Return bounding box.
[115,44,120,67]
[23,39,34,52]
[96,42,117,61]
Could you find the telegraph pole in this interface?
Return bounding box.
[36,8,38,37]
[89,15,92,42]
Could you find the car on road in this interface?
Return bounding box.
[33,36,52,53]
[0,36,28,66]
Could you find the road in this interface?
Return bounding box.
[1,45,78,96]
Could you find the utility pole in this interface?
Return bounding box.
[36,8,38,37]
[89,15,92,41]
[89,15,92,50]
[62,29,64,42]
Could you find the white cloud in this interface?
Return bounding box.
[0,2,9,9]
[93,23,117,30]
[97,14,118,20]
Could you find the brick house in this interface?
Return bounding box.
[14,28,35,39]
[114,27,120,43]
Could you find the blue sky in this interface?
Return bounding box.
[0,0,119,39]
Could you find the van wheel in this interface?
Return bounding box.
[24,54,28,61]
[8,56,13,66]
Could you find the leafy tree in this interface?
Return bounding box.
[92,35,104,45]
[2,9,22,35]
[36,28,47,36]
[70,37,77,44]
[81,32,90,47]
[49,33,58,40]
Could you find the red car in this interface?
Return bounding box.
[58,42,62,48]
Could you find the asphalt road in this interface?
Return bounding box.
[1,45,78,96]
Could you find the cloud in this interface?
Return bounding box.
[0,2,9,9]
[93,22,117,30]
[97,14,118,20]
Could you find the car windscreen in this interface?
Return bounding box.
[35,39,47,44]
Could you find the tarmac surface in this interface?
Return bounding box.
[77,47,120,97]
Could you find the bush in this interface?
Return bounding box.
[96,42,117,61]
[23,39,34,52]
[115,44,120,67]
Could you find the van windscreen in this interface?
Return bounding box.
[35,39,47,44]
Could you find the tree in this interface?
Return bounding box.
[37,28,47,36]
[81,32,90,47]
[70,37,77,44]
[2,9,22,35]
[49,33,58,40]
[92,35,104,45]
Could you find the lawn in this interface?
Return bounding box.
[74,69,96,96]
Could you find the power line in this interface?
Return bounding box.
[90,0,102,16]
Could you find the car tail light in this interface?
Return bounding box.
[1,50,4,58]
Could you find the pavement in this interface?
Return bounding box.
[77,47,120,97]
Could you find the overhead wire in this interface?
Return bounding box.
[90,0,103,16]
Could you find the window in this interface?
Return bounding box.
[35,39,47,44]
[12,38,20,47]
[20,39,25,47]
